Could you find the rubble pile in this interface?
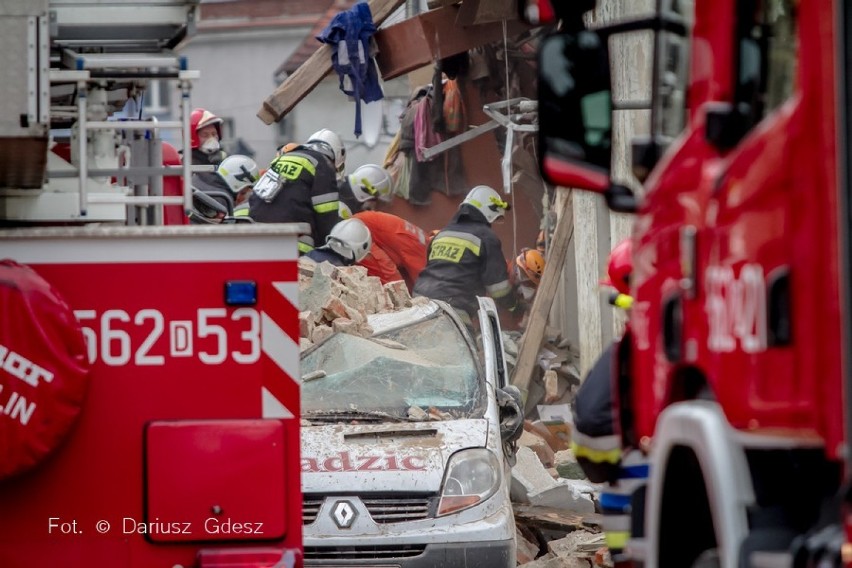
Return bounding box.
[512,423,612,567]
[298,258,426,351]
[502,327,582,418]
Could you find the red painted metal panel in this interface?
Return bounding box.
[145,419,287,543]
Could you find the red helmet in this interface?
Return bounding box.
[602,239,632,295]
[190,108,223,150]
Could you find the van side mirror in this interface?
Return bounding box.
[497,386,524,445]
[538,30,614,193]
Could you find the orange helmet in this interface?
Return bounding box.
[190,108,223,150]
[276,142,299,157]
[515,247,546,287]
[602,239,632,295]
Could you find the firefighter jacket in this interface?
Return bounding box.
[249,147,341,254]
[571,342,621,484]
[192,173,233,212]
[190,147,227,190]
[412,204,516,317]
[359,244,404,285]
[354,211,427,289]
[337,178,362,217]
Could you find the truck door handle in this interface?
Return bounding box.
[662,294,683,362]
[767,267,791,346]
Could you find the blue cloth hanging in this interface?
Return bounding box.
[317,2,384,137]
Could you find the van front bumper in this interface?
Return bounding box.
[304,538,515,567]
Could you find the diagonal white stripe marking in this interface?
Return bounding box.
[273,281,300,311]
[261,312,300,387]
[262,387,294,418]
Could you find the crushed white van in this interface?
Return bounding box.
[300,297,523,567]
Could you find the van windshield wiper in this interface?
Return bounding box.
[302,410,413,424]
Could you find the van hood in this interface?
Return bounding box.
[301,419,489,494]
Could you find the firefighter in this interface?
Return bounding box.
[336,203,404,283]
[304,218,372,267]
[217,154,259,207]
[188,108,228,190]
[571,238,646,565]
[338,163,392,214]
[413,185,518,324]
[354,210,428,291]
[512,247,546,329]
[248,132,342,254]
[514,247,546,306]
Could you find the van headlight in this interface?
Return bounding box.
[437,448,500,516]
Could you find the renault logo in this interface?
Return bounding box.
[331,500,357,529]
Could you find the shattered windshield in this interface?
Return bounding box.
[301,311,484,421]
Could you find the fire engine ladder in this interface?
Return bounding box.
[48,48,204,221]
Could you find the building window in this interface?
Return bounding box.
[143,79,170,115]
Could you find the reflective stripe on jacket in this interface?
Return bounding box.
[412,204,515,315]
[248,147,340,251]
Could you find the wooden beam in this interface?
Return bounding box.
[374,5,528,80]
[511,189,574,402]
[256,0,406,125]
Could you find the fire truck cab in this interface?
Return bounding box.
[534,0,852,566]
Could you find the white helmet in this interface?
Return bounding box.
[307,129,345,175]
[326,218,372,263]
[347,164,391,203]
[462,185,510,224]
[217,155,259,195]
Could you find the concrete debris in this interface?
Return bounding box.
[544,369,560,403]
[511,447,562,504]
[522,557,592,568]
[406,406,429,421]
[384,280,412,309]
[515,326,581,421]
[298,259,415,349]
[527,420,570,453]
[519,429,556,468]
[512,408,607,565]
[548,532,607,559]
[554,449,587,481]
[528,479,595,513]
[516,527,541,565]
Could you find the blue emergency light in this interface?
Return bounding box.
[224,280,257,306]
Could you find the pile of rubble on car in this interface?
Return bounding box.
[298,259,611,567]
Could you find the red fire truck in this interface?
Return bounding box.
[0,1,304,566]
[0,226,305,567]
[535,0,852,566]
